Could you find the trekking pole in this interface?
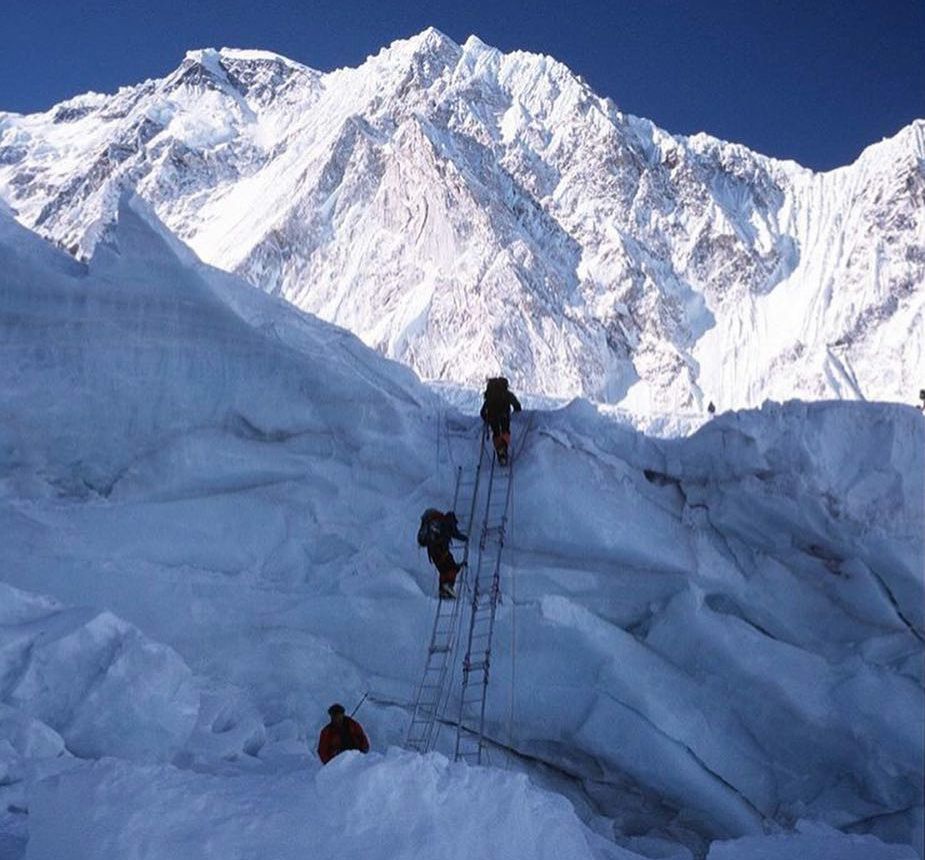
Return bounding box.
[350,692,369,718]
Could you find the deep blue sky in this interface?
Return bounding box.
[2,0,923,170]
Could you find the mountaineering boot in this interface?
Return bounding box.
[439,583,456,600]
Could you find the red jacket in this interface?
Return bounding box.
[317,716,369,764]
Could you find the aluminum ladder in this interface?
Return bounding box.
[405,430,487,753]
[453,436,517,766]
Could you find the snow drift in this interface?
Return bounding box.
[25,749,632,860]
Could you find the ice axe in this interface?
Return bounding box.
[350,692,369,718]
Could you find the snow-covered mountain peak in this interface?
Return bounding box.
[165,47,319,111]
[181,47,225,71]
[217,47,311,67]
[848,118,925,180]
[0,31,921,412]
[379,26,461,60]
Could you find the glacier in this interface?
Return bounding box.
[0,195,922,858]
[0,29,922,413]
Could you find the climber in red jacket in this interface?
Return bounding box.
[317,703,370,764]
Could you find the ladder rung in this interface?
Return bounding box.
[409,428,520,756]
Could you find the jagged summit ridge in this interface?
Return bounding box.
[0,30,922,410]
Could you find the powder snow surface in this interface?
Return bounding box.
[0,198,922,859]
[25,750,631,860]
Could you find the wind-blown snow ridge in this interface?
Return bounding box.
[0,30,922,411]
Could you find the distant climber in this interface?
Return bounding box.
[480,377,522,465]
[707,401,716,416]
[317,703,369,764]
[418,508,468,599]
[918,389,925,410]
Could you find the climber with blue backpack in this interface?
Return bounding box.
[417,509,468,599]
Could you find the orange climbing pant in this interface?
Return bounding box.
[492,430,511,456]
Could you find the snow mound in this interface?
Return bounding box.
[24,749,631,860]
[0,582,197,761]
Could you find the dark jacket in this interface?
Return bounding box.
[441,512,468,543]
[481,390,522,422]
[317,716,370,764]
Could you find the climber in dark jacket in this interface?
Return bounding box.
[480,377,522,464]
[418,509,468,599]
[317,703,369,764]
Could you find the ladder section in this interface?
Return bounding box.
[406,432,486,754]
[454,444,515,766]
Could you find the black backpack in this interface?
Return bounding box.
[417,509,461,547]
[484,377,509,408]
[417,509,445,547]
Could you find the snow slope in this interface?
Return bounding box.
[1,199,922,858]
[0,30,922,411]
[25,750,632,860]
